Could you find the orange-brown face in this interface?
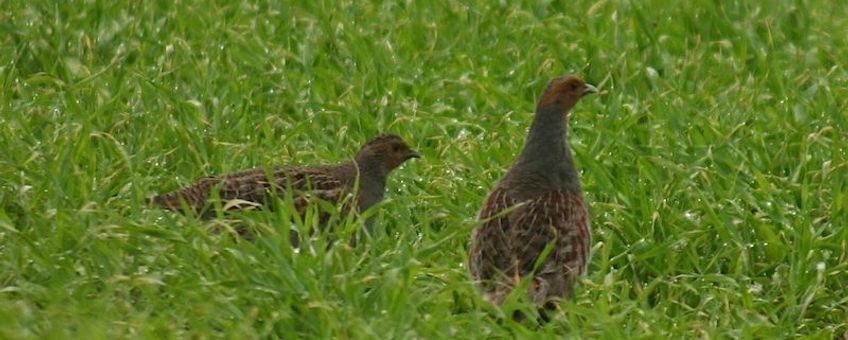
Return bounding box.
[380,138,419,171]
[360,135,420,173]
[538,75,597,113]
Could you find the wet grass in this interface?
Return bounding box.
[1,0,846,338]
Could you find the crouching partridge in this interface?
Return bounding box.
[150,134,419,242]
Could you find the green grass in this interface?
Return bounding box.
[1,0,847,338]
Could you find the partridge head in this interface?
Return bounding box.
[355,134,420,176]
[538,75,598,114]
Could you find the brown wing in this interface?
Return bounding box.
[216,166,345,204]
[507,190,591,303]
[291,188,346,209]
[149,166,348,217]
[148,175,222,214]
[469,187,517,294]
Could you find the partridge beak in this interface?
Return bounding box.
[582,84,598,96]
[405,149,421,159]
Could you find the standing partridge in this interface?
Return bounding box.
[150,134,419,237]
[469,75,597,307]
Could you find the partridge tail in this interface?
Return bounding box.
[148,192,188,211]
[148,179,216,214]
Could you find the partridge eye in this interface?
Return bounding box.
[392,144,402,152]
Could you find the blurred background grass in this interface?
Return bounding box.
[1,0,846,338]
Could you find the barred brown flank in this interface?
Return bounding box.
[149,134,419,238]
[469,75,596,307]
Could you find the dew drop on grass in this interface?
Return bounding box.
[747,283,763,295]
[682,210,698,223]
[645,67,659,80]
[603,272,614,286]
[671,238,688,252]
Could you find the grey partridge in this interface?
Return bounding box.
[469,75,597,307]
[150,134,419,230]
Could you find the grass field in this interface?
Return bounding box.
[2,0,847,338]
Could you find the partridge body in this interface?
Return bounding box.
[150,134,419,226]
[469,75,597,306]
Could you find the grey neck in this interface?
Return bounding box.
[505,105,582,196]
[352,155,387,210]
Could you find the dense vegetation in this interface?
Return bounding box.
[1,0,846,338]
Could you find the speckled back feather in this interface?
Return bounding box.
[149,165,351,218]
